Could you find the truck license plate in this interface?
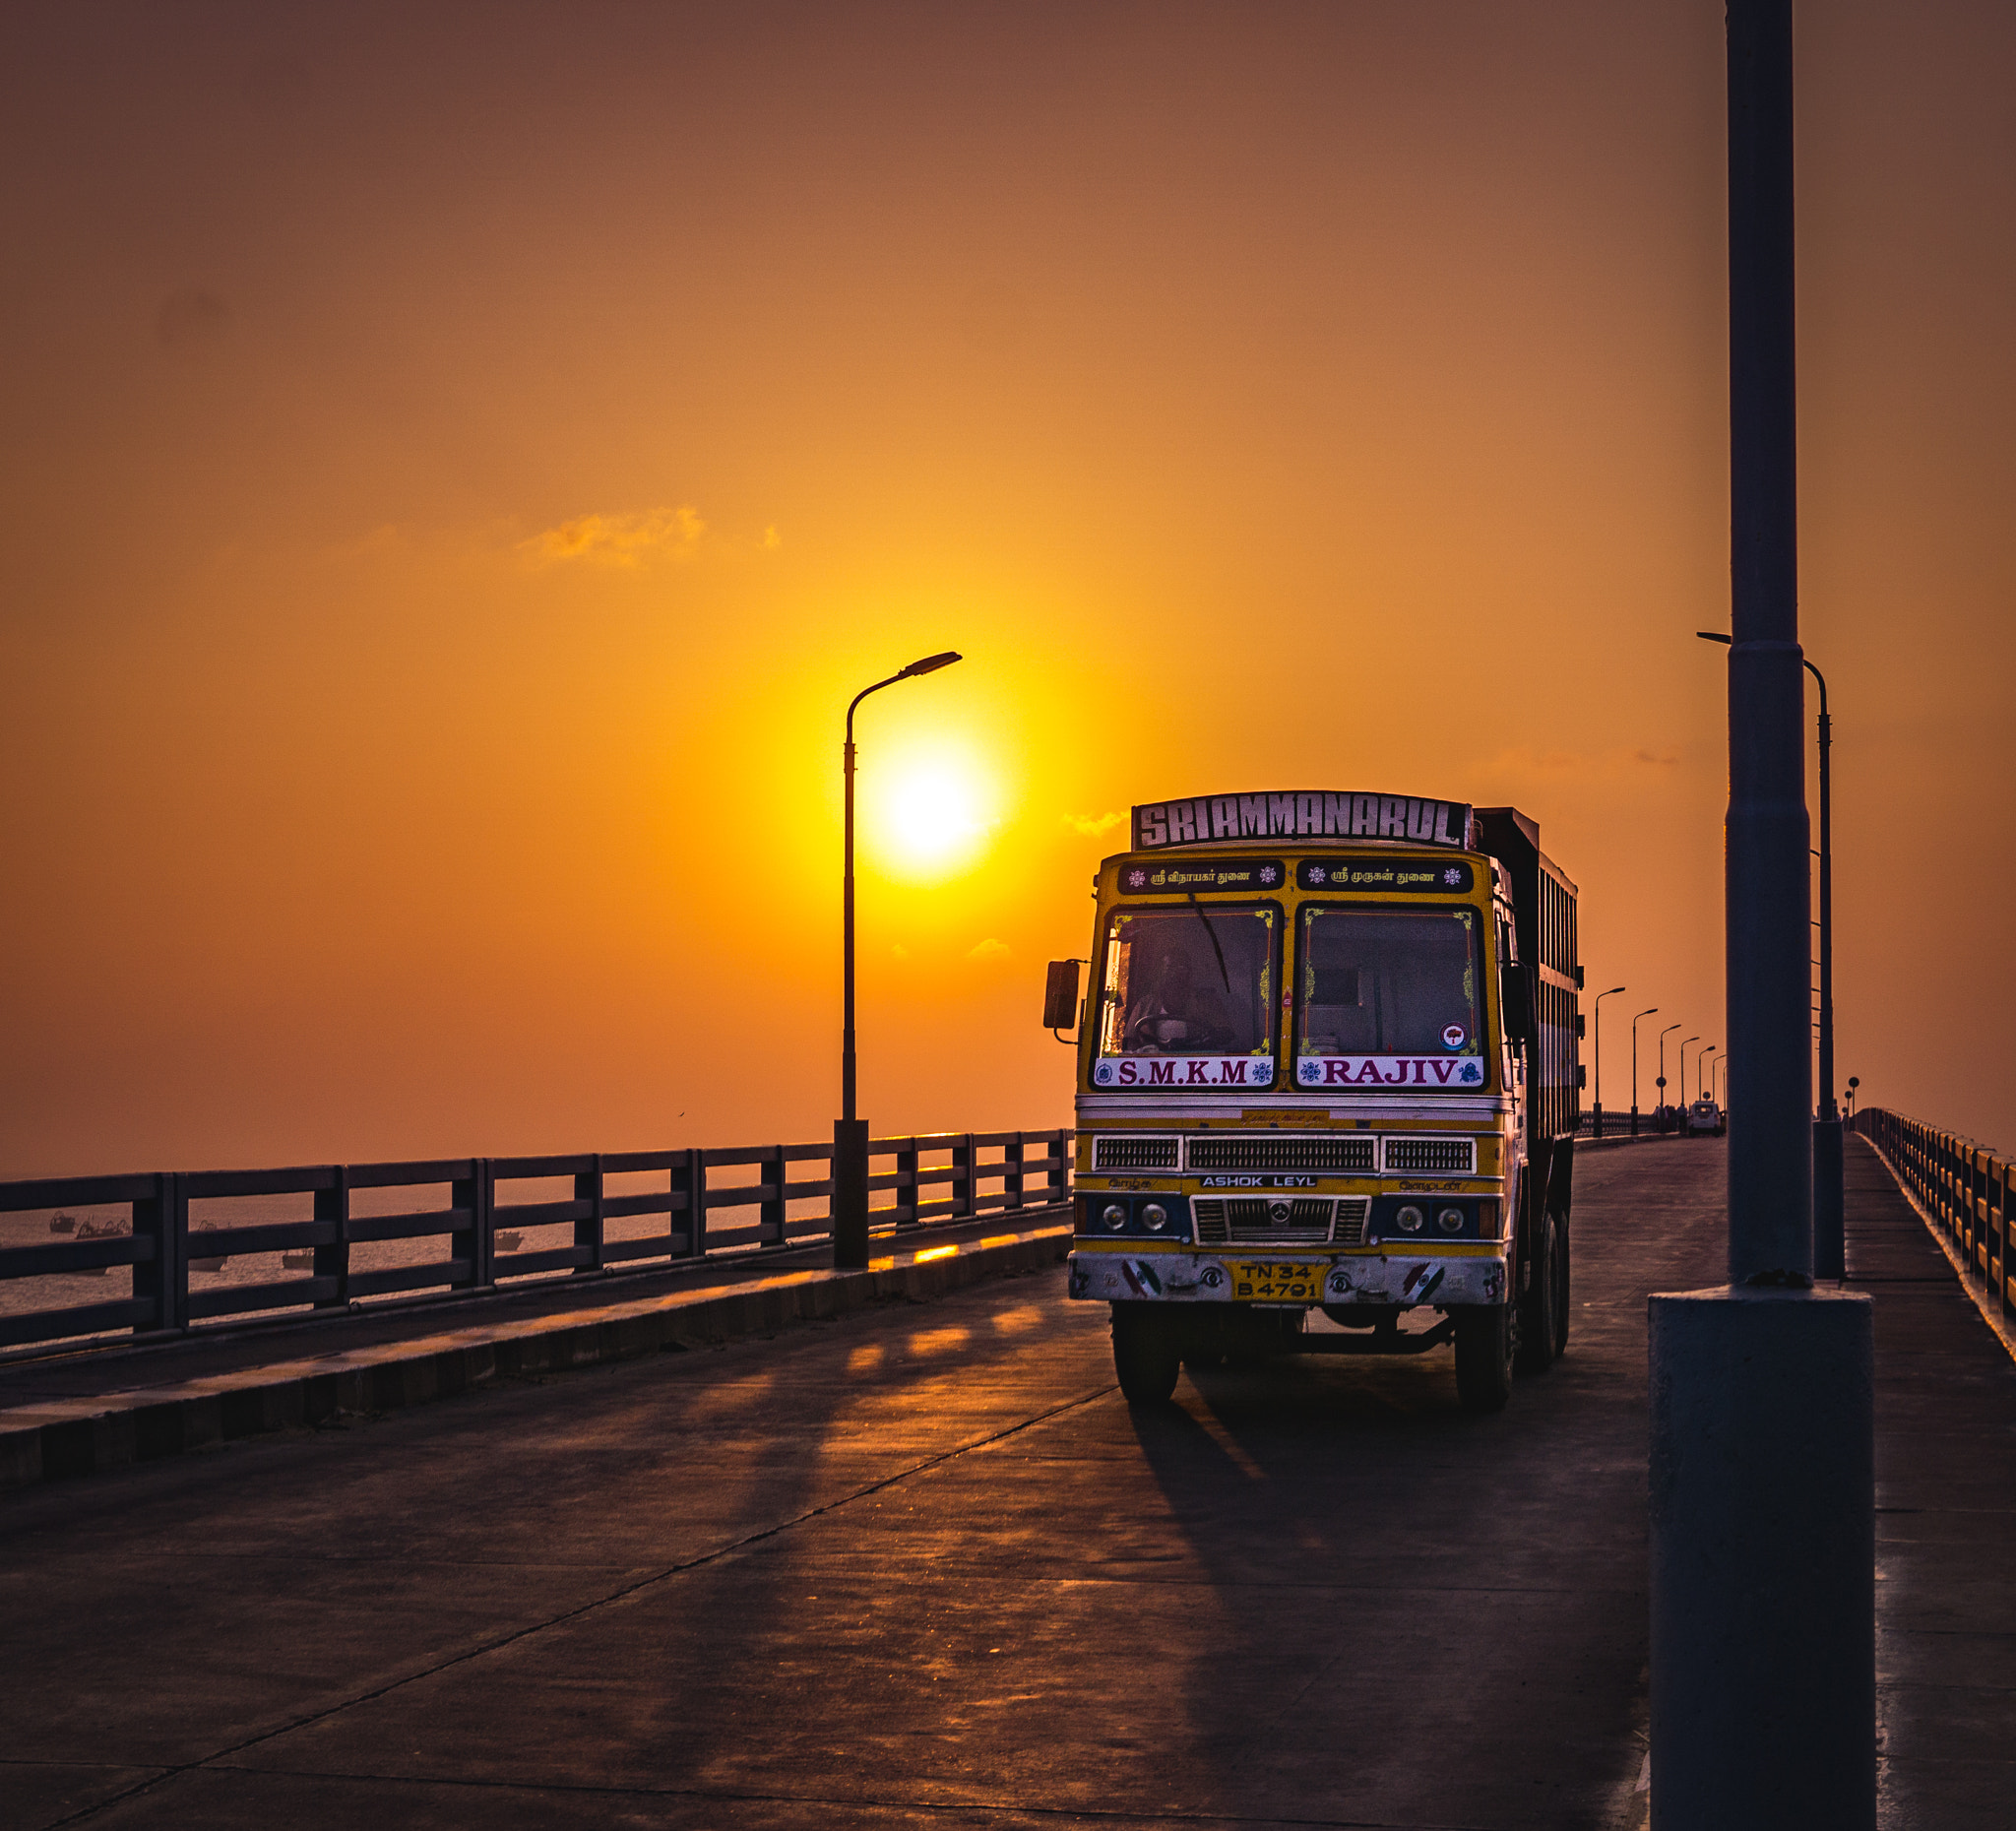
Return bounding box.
[1231,1262,1323,1301]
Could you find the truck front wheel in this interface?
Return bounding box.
[1453,1304,1515,1413]
[1111,1303,1181,1404]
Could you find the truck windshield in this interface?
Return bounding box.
[1098,905,1276,1057]
[1297,906,1482,1061]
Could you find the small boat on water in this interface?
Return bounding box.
[48,1212,76,1233]
[495,1231,523,1253]
[281,1249,315,1270]
[66,1215,127,1273]
[188,1226,228,1274]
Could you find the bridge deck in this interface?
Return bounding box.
[0,1138,2010,1830]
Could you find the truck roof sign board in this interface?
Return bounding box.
[1132,793,1473,852]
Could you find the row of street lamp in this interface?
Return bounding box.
[1590,990,1717,1135]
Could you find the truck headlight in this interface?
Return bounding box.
[1142,1202,1169,1231]
[1102,1203,1127,1231]
[1437,1206,1465,1233]
[1396,1203,1424,1232]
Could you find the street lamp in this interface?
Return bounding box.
[1846,1075,1859,1121]
[1700,1047,1720,1111]
[1591,986,1627,1138]
[1679,1036,1701,1108]
[1631,1006,1660,1137]
[1657,1022,1682,1134]
[1704,627,1842,1273]
[835,650,963,1268]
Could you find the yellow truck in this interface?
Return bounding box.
[1043,791,1582,1412]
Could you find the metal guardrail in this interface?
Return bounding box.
[1574,1108,1692,1140]
[1853,1108,2011,1319]
[0,1127,1074,1354]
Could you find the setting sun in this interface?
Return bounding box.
[873,752,992,878]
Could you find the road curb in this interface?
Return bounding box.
[0,1226,1071,1491]
[1578,1131,1699,1152]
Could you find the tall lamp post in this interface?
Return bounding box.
[1679,1036,1701,1108]
[1591,986,1626,1137]
[1651,7,1874,1824]
[1631,1006,1659,1137]
[1806,657,1841,1274]
[1657,1022,1682,1134]
[835,650,963,1269]
[1700,630,1840,1273]
[1700,1047,1720,1111]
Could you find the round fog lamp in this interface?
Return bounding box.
[1437,1206,1465,1234]
[1102,1203,1128,1231]
[1396,1204,1425,1233]
[1142,1202,1169,1231]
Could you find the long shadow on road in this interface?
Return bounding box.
[1114,1140,1726,1830]
[0,1148,1732,1831]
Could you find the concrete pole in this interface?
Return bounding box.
[1648,5,1874,1826]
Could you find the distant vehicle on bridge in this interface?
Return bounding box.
[1685,1099,1725,1137]
[1045,791,1581,1414]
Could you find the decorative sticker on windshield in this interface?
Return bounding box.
[1296,859,1473,893]
[1297,1056,1485,1088]
[1119,859,1283,895]
[1095,1056,1276,1089]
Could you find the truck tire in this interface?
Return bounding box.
[1516,1209,1562,1374]
[1111,1303,1180,1404]
[1551,1212,1572,1359]
[1453,1304,1515,1413]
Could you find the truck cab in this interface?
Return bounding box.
[1046,790,1580,1414]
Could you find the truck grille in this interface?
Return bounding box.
[1382,1136,1476,1174]
[1092,1135,1180,1171]
[1186,1134,1375,1173]
[1193,1196,1371,1246]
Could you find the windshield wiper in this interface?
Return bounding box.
[1186,892,1232,992]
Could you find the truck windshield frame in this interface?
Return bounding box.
[1095,902,1279,1076]
[1293,902,1487,1091]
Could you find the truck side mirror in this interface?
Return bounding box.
[1500,965,1536,1042]
[1043,960,1082,1032]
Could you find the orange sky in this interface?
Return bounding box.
[3,1,2011,1176]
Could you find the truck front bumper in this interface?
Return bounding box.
[1066,1246,1507,1308]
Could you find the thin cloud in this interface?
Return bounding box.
[1066,810,1126,837]
[968,938,1011,962]
[521,505,706,568]
[1484,746,1681,778]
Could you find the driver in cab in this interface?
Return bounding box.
[1123,935,1234,1054]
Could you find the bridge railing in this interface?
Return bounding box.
[1853,1107,2012,1320]
[1573,1107,1691,1140]
[0,1127,1073,1356]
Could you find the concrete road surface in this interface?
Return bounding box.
[3,1138,2005,1829]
